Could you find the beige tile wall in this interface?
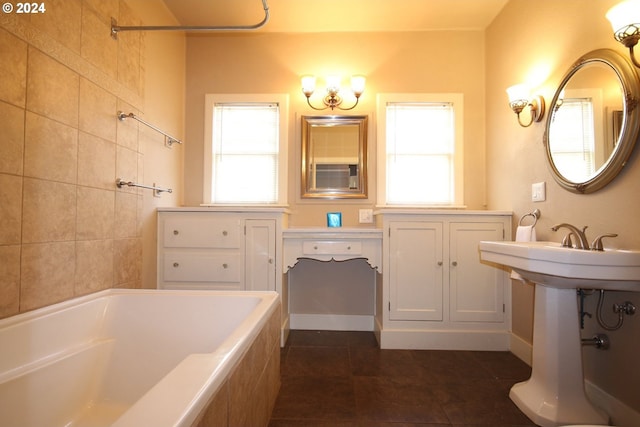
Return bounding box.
[0,0,145,318]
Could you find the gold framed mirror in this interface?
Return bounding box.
[543,48,640,193]
[301,115,368,199]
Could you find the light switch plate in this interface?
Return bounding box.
[532,182,546,202]
[359,209,373,224]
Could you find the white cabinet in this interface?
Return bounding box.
[378,210,511,351]
[157,208,286,292]
[389,221,443,321]
[449,222,505,323]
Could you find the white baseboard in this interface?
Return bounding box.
[510,333,532,366]
[379,329,510,350]
[289,314,374,331]
[585,379,640,427]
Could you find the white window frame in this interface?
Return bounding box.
[376,93,464,207]
[203,94,289,205]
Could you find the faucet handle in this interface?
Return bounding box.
[590,233,618,251]
[561,233,574,248]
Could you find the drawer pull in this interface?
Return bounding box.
[173,230,179,235]
[173,262,179,267]
[347,246,351,250]
[222,263,228,269]
[314,245,318,250]
[222,230,228,236]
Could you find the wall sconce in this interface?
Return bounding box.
[506,84,546,127]
[606,0,640,68]
[301,75,365,110]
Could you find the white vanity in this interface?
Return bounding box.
[376,209,512,350]
[157,208,511,350]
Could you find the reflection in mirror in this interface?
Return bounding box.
[301,115,368,198]
[548,63,622,182]
[544,49,640,193]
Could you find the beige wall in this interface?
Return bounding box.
[183,30,488,220]
[183,30,487,318]
[0,0,184,318]
[486,0,640,413]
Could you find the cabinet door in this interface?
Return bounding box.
[389,222,443,321]
[449,222,504,322]
[245,219,276,291]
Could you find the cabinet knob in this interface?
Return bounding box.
[268,258,274,264]
[314,245,318,250]
[222,263,228,269]
[173,230,179,235]
[437,261,443,266]
[347,246,351,250]
[451,261,458,267]
[173,262,179,267]
[222,230,228,236]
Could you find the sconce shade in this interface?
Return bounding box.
[607,1,640,39]
[606,0,640,67]
[351,75,366,97]
[301,75,316,97]
[506,84,530,107]
[325,75,341,95]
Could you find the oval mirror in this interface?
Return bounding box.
[301,115,368,199]
[544,48,640,193]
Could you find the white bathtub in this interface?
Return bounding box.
[0,289,280,427]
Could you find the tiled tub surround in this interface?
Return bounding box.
[0,289,281,427]
[0,1,148,318]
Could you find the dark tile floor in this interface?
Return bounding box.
[269,330,538,427]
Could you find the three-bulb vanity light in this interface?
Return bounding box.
[301,75,366,110]
[607,0,640,68]
[506,83,546,128]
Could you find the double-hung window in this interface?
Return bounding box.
[377,93,464,206]
[204,94,289,204]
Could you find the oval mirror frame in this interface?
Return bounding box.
[543,48,640,193]
[301,115,368,199]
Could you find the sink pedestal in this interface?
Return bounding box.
[510,284,609,427]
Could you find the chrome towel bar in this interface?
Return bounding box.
[117,111,182,147]
[116,178,172,197]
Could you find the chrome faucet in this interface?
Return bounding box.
[551,223,590,250]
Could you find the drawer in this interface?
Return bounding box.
[163,217,240,248]
[163,252,241,282]
[302,241,362,256]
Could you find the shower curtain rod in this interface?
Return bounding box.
[111,0,269,38]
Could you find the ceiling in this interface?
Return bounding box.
[161,0,510,33]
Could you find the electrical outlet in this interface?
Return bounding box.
[532,182,546,202]
[359,209,373,224]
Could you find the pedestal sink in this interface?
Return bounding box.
[479,241,640,427]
